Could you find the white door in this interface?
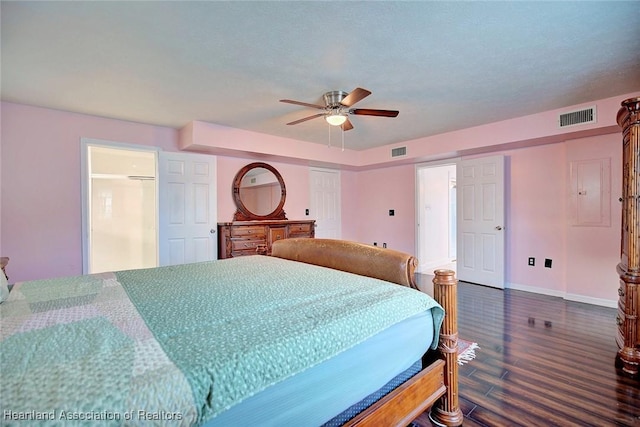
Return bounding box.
[310,168,341,238]
[456,155,505,288]
[159,152,217,266]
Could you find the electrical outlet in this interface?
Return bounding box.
[528,257,535,266]
[383,243,387,248]
[545,258,552,268]
[305,208,309,216]
[389,209,395,216]
[373,242,378,246]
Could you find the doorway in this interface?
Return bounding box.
[416,162,457,274]
[82,141,158,274]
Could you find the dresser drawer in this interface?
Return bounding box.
[289,223,312,236]
[232,249,262,257]
[230,226,266,238]
[231,239,265,252]
[218,220,315,259]
[270,227,286,244]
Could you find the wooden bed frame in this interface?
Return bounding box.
[271,238,463,427]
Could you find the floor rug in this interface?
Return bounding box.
[457,338,479,365]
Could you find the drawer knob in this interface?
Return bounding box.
[618,288,625,297]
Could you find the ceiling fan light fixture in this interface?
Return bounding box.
[325,111,347,126]
[281,87,398,130]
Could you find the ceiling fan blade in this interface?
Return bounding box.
[341,118,354,131]
[286,113,325,125]
[351,108,399,117]
[340,88,371,107]
[280,99,325,109]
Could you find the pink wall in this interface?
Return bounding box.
[0,95,631,306]
[492,134,621,305]
[565,134,621,303]
[0,104,316,282]
[181,92,638,170]
[339,170,359,242]
[353,137,622,306]
[501,144,568,296]
[354,165,417,255]
[180,121,362,167]
[1,103,178,282]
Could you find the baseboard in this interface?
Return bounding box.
[506,282,617,308]
[564,293,617,309]
[506,282,566,298]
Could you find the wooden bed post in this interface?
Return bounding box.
[429,269,464,426]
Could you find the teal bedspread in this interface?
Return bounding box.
[1,256,443,426]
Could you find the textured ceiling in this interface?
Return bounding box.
[2,1,639,151]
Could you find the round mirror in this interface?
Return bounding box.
[233,162,287,221]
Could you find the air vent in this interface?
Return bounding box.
[558,106,596,128]
[391,147,407,157]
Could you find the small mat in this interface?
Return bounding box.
[457,339,479,365]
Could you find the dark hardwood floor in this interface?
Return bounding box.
[414,276,640,427]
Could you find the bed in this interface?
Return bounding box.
[0,238,462,426]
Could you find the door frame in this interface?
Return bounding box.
[415,155,506,286]
[80,138,160,274]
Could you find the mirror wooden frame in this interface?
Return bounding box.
[233,162,287,221]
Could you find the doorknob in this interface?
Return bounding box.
[210,229,216,234]
[495,226,503,231]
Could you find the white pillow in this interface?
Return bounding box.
[0,271,9,303]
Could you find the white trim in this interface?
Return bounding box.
[419,258,456,272]
[416,158,461,168]
[506,282,617,308]
[80,138,160,274]
[564,293,617,309]
[506,282,566,298]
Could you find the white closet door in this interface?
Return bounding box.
[159,152,217,266]
[457,155,505,288]
[310,168,341,238]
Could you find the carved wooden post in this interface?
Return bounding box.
[617,97,640,375]
[430,269,464,426]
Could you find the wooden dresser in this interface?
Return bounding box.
[616,97,640,376]
[218,220,315,259]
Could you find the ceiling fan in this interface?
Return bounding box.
[280,87,399,131]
